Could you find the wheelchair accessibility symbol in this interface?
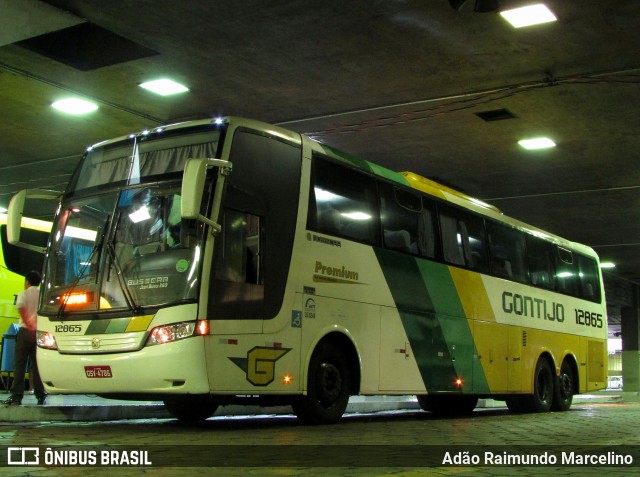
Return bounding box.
[292,310,302,328]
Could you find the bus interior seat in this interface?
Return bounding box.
[384,229,411,253]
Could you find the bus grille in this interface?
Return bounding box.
[54,332,146,354]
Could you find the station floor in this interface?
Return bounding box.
[0,388,628,422]
[0,391,638,476]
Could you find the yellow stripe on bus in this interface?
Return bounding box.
[448,267,495,322]
[125,315,154,332]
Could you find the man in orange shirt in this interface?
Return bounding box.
[2,271,47,406]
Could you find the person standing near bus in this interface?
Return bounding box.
[1,271,47,406]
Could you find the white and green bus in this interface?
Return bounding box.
[8,117,607,422]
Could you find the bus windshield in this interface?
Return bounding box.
[43,183,206,316]
[41,126,221,316]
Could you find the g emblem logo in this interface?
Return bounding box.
[229,346,291,386]
[91,338,101,349]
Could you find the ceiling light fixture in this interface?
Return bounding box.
[51,98,99,115]
[139,79,189,96]
[600,262,616,269]
[518,137,556,150]
[500,4,557,28]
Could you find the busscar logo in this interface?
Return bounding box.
[8,447,39,465]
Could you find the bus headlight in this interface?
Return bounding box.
[146,320,210,346]
[37,331,58,350]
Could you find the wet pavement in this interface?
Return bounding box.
[0,392,637,476]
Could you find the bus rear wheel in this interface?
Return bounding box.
[519,358,554,413]
[551,361,575,412]
[417,395,478,416]
[163,395,219,422]
[292,342,350,424]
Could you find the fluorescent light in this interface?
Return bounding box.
[500,4,557,28]
[518,137,556,150]
[52,98,98,115]
[600,262,616,269]
[0,207,7,213]
[139,79,189,96]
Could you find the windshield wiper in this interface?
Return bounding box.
[106,240,140,314]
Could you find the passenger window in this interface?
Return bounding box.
[487,222,527,283]
[525,235,556,291]
[308,156,380,245]
[379,183,437,258]
[439,205,488,272]
[577,254,602,303]
[555,247,578,296]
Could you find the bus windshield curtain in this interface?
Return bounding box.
[77,142,216,190]
[64,242,93,284]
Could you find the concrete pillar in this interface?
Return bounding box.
[621,306,640,392]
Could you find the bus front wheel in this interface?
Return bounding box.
[163,395,219,423]
[292,342,350,424]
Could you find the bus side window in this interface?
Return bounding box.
[525,235,555,291]
[487,221,527,283]
[438,205,488,272]
[555,247,578,297]
[216,209,262,286]
[380,183,420,255]
[577,254,602,303]
[212,208,264,318]
[308,156,380,246]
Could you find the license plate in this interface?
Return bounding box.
[84,365,112,378]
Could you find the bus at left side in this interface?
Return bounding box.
[0,213,50,334]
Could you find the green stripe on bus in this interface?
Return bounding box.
[85,319,110,335]
[368,164,410,185]
[417,261,490,394]
[85,318,131,335]
[105,319,129,334]
[375,249,458,391]
[375,248,490,394]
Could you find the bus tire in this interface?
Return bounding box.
[292,342,350,424]
[417,395,478,415]
[520,357,554,413]
[551,361,574,412]
[163,395,219,422]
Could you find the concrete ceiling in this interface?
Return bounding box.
[0,1,638,308]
